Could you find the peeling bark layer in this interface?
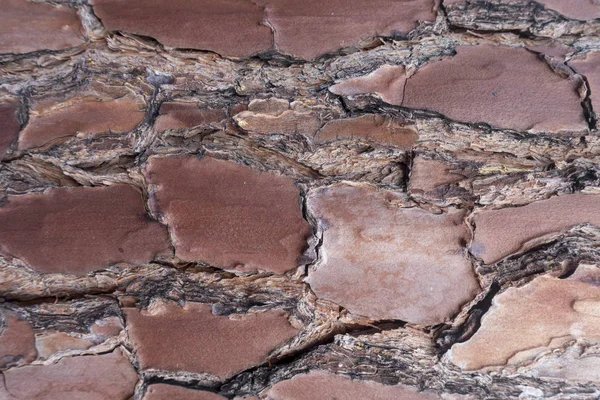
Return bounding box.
[1,0,600,399]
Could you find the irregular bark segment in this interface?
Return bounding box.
[306,184,479,324]
[247,98,290,115]
[93,0,435,59]
[19,93,146,150]
[146,156,311,273]
[91,0,273,58]
[1,299,124,362]
[406,45,585,131]
[569,51,600,111]
[0,0,83,54]
[234,110,322,136]
[0,185,171,274]
[36,333,93,359]
[329,65,407,104]
[536,0,600,20]
[409,45,585,130]
[448,266,600,370]
[0,103,20,160]
[408,156,463,193]
[315,114,418,148]
[36,316,123,360]
[471,193,600,264]
[262,370,441,399]
[0,349,138,400]
[124,302,299,379]
[261,0,437,59]
[154,102,226,131]
[331,45,586,132]
[144,384,227,400]
[0,310,37,369]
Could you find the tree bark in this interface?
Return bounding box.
[1,1,600,399]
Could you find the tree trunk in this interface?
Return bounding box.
[1,0,600,399]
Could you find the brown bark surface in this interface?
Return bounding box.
[1,0,600,399]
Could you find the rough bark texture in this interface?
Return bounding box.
[1,0,600,399]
